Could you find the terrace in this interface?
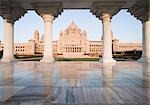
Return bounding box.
[0,61,149,105]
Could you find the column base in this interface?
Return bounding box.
[1,56,16,62]
[138,57,150,63]
[100,58,116,64]
[40,57,55,63]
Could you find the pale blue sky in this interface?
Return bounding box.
[0,9,142,43]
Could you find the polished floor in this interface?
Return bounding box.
[0,61,149,105]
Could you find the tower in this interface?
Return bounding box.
[33,30,40,54]
[34,30,39,44]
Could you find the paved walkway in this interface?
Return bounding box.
[0,61,149,105]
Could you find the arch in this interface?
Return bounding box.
[14,10,44,43]
[53,9,102,41]
[112,9,142,43]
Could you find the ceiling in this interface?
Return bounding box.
[7,0,140,10]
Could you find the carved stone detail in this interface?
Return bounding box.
[128,0,148,22]
[90,1,126,20]
[0,0,27,23]
[32,2,63,18]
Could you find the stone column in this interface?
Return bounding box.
[1,19,15,62]
[144,20,150,62]
[138,23,146,62]
[41,14,54,62]
[100,13,116,63]
[139,19,150,63]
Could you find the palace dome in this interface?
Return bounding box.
[68,21,78,30]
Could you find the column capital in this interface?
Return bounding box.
[90,1,125,20]
[32,2,63,18]
[42,14,54,23]
[100,13,111,22]
[4,17,15,24]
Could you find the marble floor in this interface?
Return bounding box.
[0,61,149,105]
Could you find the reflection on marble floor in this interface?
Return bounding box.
[0,61,149,105]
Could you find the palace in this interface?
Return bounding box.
[0,22,142,58]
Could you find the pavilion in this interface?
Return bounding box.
[0,0,148,63]
[1,1,150,105]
